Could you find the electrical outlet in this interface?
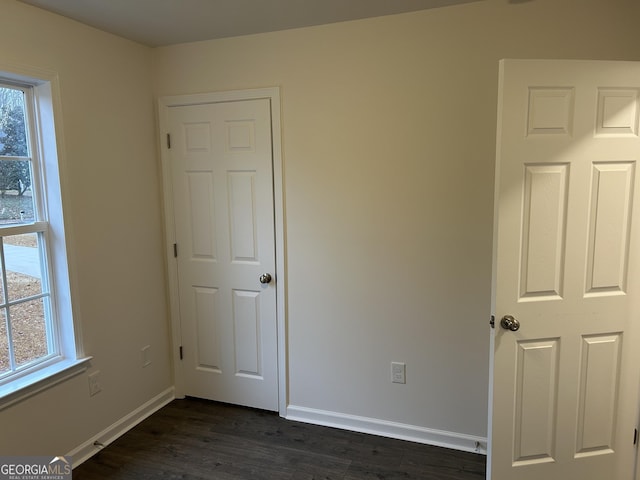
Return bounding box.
[141,345,152,368]
[391,362,406,384]
[88,371,102,396]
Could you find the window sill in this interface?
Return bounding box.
[0,357,92,411]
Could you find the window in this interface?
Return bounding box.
[0,83,55,375]
[0,73,85,406]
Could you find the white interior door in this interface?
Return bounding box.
[489,60,640,480]
[167,97,278,411]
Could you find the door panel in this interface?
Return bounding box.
[168,98,278,411]
[520,163,568,299]
[228,171,259,262]
[586,162,634,294]
[489,60,640,480]
[575,333,621,456]
[513,338,559,465]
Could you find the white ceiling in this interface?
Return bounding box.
[17,0,483,47]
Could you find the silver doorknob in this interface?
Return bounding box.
[259,273,272,284]
[500,315,520,331]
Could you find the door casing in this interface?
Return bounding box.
[158,87,287,415]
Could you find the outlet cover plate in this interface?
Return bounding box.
[88,371,102,396]
[391,362,406,384]
[141,345,152,367]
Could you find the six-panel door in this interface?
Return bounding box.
[168,98,278,411]
[490,60,640,480]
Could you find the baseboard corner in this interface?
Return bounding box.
[68,386,175,467]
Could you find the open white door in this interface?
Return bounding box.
[489,60,640,480]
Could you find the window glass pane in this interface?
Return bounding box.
[2,233,52,369]
[0,250,4,305]
[5,233,43,301]
[0,159,34,225]
[0,310,8,375]
[10,298,47,368]
[0,87,28,157]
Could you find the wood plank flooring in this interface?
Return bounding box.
[73,397,486,480]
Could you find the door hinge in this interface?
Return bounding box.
[167,133,171,149]
[179,346,183,360]
[173,243,178,258]
[489,315,495,329]
[634,428,638,445]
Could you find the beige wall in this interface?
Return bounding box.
[0,0,171,455]
[154,0,640,439]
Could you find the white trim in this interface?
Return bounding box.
[269,91,287,415]
[0,64,81,355]
[68,387,175,468]
[286,404,488,455]
[157,97,183,398]
[0,222,47,236]
[157,87,287,415]
[0,357,90,411]
[0,63,83,393]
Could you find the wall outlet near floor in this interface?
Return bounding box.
[88,371,102,396]
[141,345,152,368]
[391,362,406,384]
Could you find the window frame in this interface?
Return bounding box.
[0,82,59,378]
[0,68,87,410]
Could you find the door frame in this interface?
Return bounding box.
[157,87,287,415]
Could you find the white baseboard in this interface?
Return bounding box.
[68,386,175,467]
[286,404,487,455]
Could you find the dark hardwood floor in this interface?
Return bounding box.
[73,397,486,480]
